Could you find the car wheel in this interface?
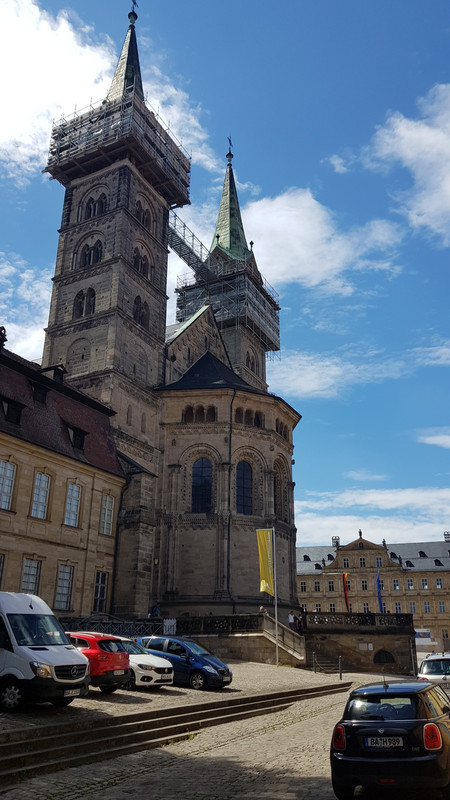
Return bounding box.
[440,781,450,800]
[331,778,354,800]
[124,671,136,691]
[51,698,74,707]
[99,685,117,694]
[189,670,206,690]
[0,679,23,712]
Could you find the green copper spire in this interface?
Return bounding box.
[211,145,251,261]
[107,7,144,103]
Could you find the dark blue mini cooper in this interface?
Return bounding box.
[330,680,450,799]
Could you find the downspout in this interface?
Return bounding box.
[227,389,237,611]
[110,472,132,614]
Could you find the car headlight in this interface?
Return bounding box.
[30,661,52,679]
[203,665,218,675]
[137,663,154,671]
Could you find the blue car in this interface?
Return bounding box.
[138,635,232,690]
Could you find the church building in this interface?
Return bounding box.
[2,10,301,618]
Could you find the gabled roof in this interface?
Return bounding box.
[166,305,211,346]
[107,10,144,103]
[210,149,252,261]
[157,351,263,394]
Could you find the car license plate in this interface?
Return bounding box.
[222,676,231,682]
[64,688,80,697]
[365,736,403,748]
[114,670,125,675]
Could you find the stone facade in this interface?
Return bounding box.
[35,12,301,618]
[297,532,450,655]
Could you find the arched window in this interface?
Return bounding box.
[92,240,102,264]
[206,406,216,422]
[183,406,194,423]
[235,408,243,424]
[236,461,252,515]
[254,411,263,428]
[192,458,212,513]
[133,248,141,271]
[133,296,142,324]
[73,290,84,320]
[141,255,149,279]
[85,197,95,220]
[85,287,96,315]
[85,194,107,219]
[142,208,151,229]
[195,406,205,423]
[141,301,150,330]
[244,409,253,426]
[96,193,107,215]
[79,244,90,268]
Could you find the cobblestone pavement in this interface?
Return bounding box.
[0,664,434,800]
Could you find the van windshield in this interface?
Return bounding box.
[7,614,69,646]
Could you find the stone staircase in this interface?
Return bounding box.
[0,682,352,789]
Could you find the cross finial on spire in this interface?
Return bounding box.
[227,136,233,165]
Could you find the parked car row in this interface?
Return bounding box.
[0,592,232,712]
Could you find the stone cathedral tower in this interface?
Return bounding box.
[41,10,300,617]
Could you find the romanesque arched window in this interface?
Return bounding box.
[141,301,150,330]
[80,240,102,267]
[73,290,84,320]
[236,461,252,515]
[183,406,194,423]
[133,296,142,324]
[192,458,212,513]
[244,409,253,426]
[254,411,264,428]
[235,408,243,424]
[85,194,107,219]
[206,406,216,422]
[85,287,96,315]
[195,406,205,423]
[141,255,149,279]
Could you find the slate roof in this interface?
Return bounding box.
[296,539,450,574]
[106,10,144,103]
[157,351,264,394]
[0,349,124,478]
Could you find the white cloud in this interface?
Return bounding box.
[295,486,450,545]
[0,0,217,185]
[328,154,349,174]
[267,347,408,399]
[364,83,450,245]
[0,252,51,359]
[344,469,387,482]
[242,188,402,292]
[417,428,450,450]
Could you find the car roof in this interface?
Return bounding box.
[420,653,450,661]
[349,681,433,696]
[67,631,121,640]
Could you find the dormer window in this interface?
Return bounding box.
[390,552,397,559]
[1,397,24,424]
[405,560,414,567]
[327,553,334,561]
[31,383,48,404]
[314,563,322,570]
[67,426,86,450]
[303,555,310,562]
[435,559,443,566]
[418,550,427,558]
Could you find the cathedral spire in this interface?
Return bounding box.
[210,143,251,261]
[106,6,144,103]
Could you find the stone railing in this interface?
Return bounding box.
[303,611,414,634]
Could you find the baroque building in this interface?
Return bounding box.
[297,531,450,655]
[0,332,125,614]
[35,10,300,617]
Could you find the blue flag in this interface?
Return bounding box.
[376,572,383,612]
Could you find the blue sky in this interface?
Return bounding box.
[1,0,450,546]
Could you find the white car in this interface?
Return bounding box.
[116,637,174,690]
[417,652,450,687]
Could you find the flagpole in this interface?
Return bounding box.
[273,527,279,667]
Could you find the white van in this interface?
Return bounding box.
[0,592,90,711]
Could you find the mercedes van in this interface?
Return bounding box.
[0,592,90,711]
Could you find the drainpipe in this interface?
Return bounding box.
[227,389,237,611]
[110,472,132,614]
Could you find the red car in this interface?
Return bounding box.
[66,632,130,693]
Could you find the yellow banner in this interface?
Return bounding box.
[256,529,274,596]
